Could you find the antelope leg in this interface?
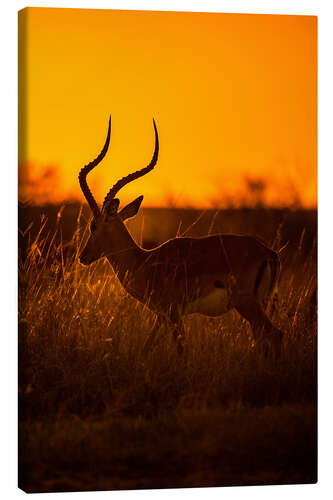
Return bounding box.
[142,316,164,354]
[232,292,283,356]
[168,309,186,355]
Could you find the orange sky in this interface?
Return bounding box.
[18,8,317,208]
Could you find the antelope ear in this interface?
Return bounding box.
[118,196,143,221]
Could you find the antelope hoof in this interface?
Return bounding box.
[142,336,156,355]
[273,330,283,359]
[261,330,283,359]
[142,340,152,355]
[176,335,184,355]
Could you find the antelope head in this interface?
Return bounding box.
[79,116,159,265]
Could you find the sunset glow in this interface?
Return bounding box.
[18,8,317,208]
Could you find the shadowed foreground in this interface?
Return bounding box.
[20,406,316,492]
[18,205,317,492]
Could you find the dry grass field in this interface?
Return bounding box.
[18,204,317,492]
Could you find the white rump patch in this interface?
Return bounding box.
[184,288,230,317]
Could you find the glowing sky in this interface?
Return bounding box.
[18,8,317,207]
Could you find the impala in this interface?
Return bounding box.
[79,117,283,356]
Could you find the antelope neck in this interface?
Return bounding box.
[104,222,145,278]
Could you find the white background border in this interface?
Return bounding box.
[1,1,332,498]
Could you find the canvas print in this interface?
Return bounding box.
[18,8,317,493]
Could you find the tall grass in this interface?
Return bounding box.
[18,207,317,491]
[18,209,317,418]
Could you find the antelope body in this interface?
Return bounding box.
[79,117,283,355]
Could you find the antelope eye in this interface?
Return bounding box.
[90,220,96,234]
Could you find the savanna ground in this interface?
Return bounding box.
[18,204,317,492]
